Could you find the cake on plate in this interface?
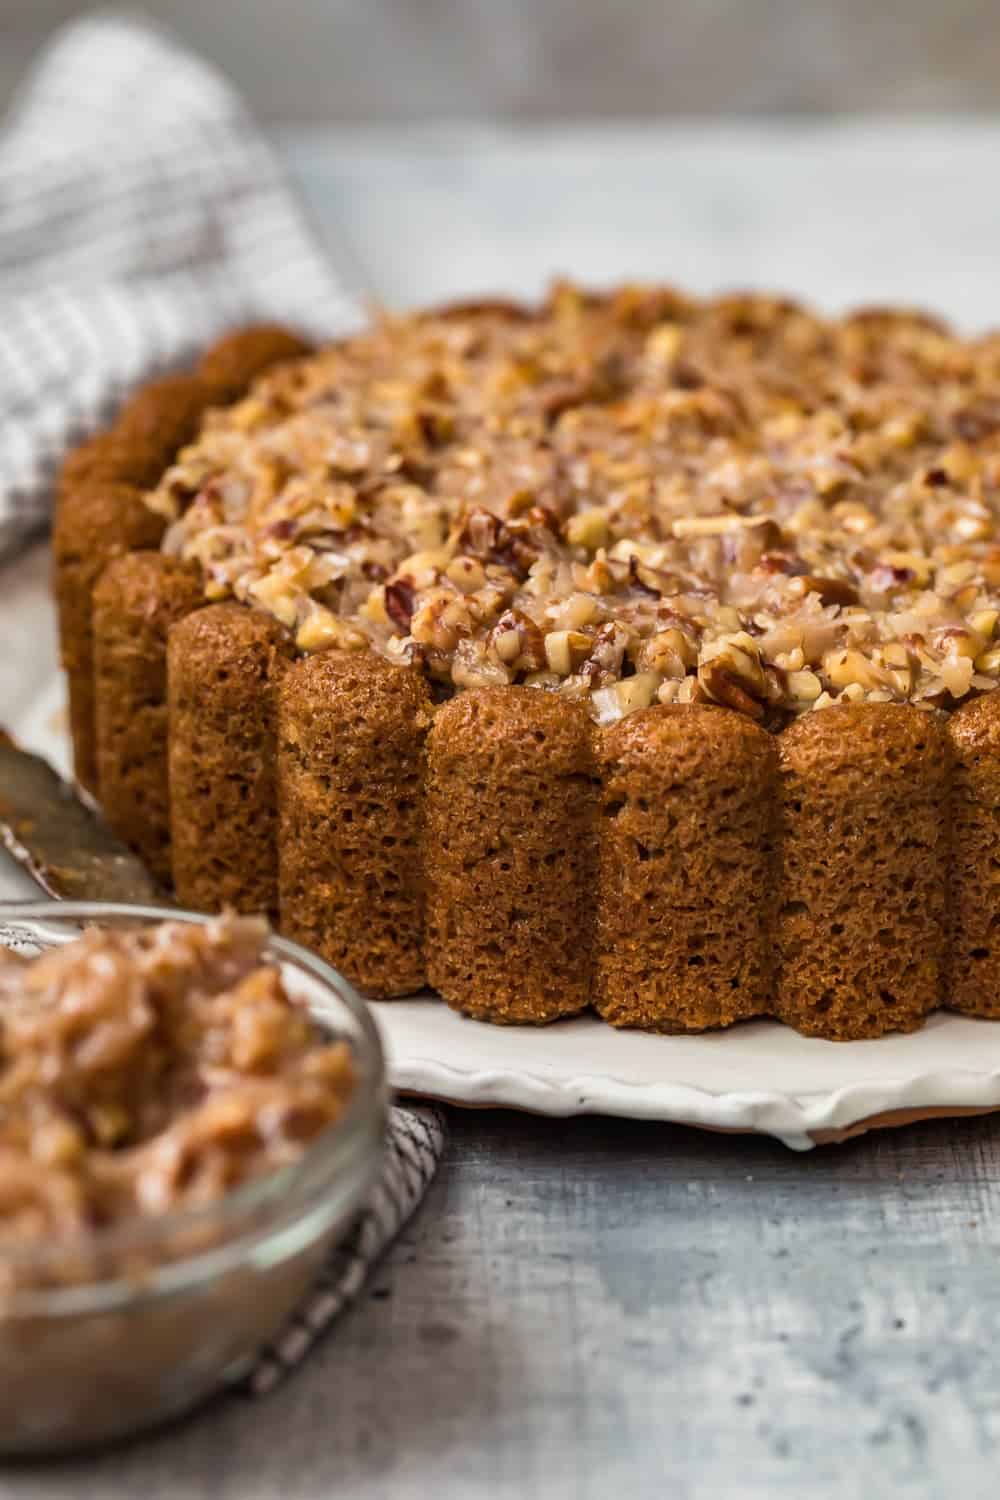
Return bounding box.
[52,285,1000,1037]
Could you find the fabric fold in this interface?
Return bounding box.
[0,10,363,556]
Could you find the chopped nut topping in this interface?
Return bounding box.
[671,513,776,539]
[0,917,355,1271]
[149,282,1000,719]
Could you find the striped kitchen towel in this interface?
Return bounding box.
[0,9,363,559]
[243,1103,447,1396]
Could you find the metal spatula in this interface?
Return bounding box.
[0,736,167,905]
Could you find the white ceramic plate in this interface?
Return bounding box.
[15,666,1000,1150]
[372,996,1000,1149]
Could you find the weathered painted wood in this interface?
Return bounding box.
[1,1112,998,1499]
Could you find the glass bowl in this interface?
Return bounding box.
[0,902,388,1455]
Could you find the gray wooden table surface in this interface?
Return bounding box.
[6,123,1000,1499]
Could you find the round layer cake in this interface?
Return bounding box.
[53,287,1000,1037]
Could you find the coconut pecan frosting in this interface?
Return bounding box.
[147,283,1000,725]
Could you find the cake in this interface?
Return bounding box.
[52,285,1000,1038]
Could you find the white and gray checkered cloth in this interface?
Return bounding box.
[0,8,363,558]
[0,14,445,1393]
[244,1101,446,1397]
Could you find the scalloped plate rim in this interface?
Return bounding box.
[372,998,1000,1150]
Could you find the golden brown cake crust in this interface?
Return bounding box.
[277,651,433,998]
[947,690,1000,1016]
[52,484,167,796]
[92,553,203,883]
[424,687,597,1024]
[168,603,293,916]
[57,373,213,501]
[116,372,215,456]
[595,704,776,1031]
[56,432,173,497]
[774,703,951,1038]
[56,322,308,804]
[197,324,313,404]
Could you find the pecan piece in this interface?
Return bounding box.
[488,609,546,674]
[954,397,1000,442]
[457,507,539,579]
[869,564,914,593]
[384,579,416,632]
[459,507,505,558]
[265,518,298,542]
[415,404,454,447]
[923,466,950,488]
[759,550,808,577]
[521,504,562,536]
[580,622,630,685]
[628,555,661,597]
[672,358,705,390]
[792,575,859,607]
[539,376,597,422]
[697,659,765,720]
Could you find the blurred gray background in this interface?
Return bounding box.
[3,0,1000,120]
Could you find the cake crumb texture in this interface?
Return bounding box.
[57,431,173,498]
[168,603,293,916]
[56,321,309,824]
[92,553,203,883]
[277,650,433,997]
[595,704,776,1031]
[948,691,1000,1016]
[198,324,314,404]
[116,373,215,456]
[774,704,951,1037]
[53,483,166,795]
[424,687,596,1023]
